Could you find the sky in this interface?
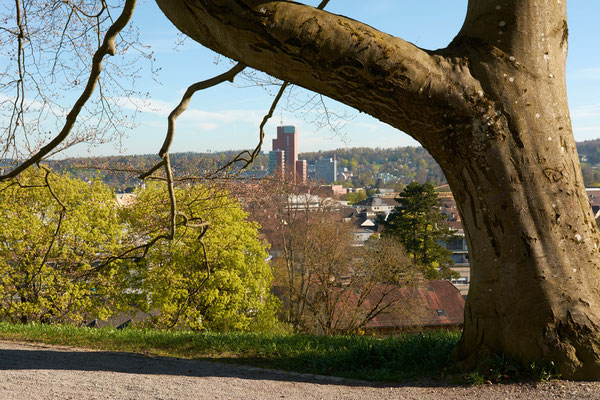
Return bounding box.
[66,0,600,157]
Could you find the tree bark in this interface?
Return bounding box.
[155,0,600,379]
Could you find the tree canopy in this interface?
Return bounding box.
[126,183,280,331]
[0,168,130,324]
[0,168,279,332]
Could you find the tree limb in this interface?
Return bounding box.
[155,0,477,140]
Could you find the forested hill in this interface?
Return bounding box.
[576,140,600,187]
[299,147,445,189]
[40,146,445,190]
[45,151,245,189]
[14,141,600,189]
[577,139,600,163]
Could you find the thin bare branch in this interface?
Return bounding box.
[0,0,138,182]
[138,160,164,180]
[5,0,26,159]
[62,0,108,19]
[317,0,331,9]
[216,81,290,174]
[138,62,245,180]
[160,63,245,158]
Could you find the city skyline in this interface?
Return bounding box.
[266,125,340,185]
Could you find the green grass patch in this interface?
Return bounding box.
[0,322,460,382]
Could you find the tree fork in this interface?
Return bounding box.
[155,0,600,379]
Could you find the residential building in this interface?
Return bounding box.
[352,196,401,217]
[336,205,381,246]
[351,219,378,244]
[336,167,352,182]
[313,184,346,198]
[587,188,600,221]
[377,172,399,184]
[240,169,268,179]
[285,193,324,211]
[361,280,465,334]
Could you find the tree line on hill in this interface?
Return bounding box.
[577,139,600,165]
[29,140,600,190]
[577,139,600,186]
[34,146,445,191]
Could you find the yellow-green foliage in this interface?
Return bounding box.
[0,169,279,332]
[0,168,130,324]
[123,183,280,332]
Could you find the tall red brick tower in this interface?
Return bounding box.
[272,125,298,179]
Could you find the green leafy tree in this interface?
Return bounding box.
[0,168,131,324]
[125,183,280,332]
[365,188,377,197]
[344,191,367,205]
[383,182,457,280]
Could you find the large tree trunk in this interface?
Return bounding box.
[156,0,600,379]
[442,1,600,380]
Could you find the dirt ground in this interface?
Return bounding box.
[1,340,600,399]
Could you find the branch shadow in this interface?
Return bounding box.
[0,344,454,389]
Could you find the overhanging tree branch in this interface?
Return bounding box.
[155,0,478,141]
[136,0,335,257]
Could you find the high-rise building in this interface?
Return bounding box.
[272,125,298,179]
[315,156,337,184]
[268,149,285,177]
[295,160,307,184]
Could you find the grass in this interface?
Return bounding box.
[0,322,460,382]
[463,355,561,385]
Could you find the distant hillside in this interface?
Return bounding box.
[45,151,252,190]
[40,146,445,190]
[577,140,600,164]
[576,140,600,187]
[8,140,598,189]
[299,147,445,189]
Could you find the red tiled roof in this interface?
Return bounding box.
[445,220,464,231]
[353,197,401,208]
[272,280,464,333]
[364,280,464,329]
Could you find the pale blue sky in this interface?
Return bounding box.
[73,1,600,157]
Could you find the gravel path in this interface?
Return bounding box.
[1,340,600,399]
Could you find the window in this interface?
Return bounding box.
[436,309,447,317]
